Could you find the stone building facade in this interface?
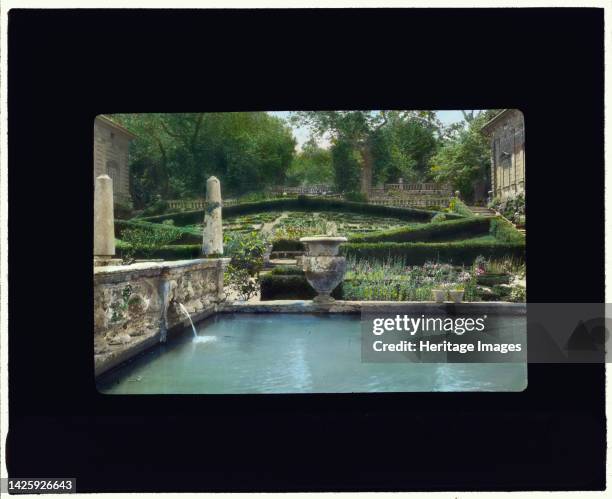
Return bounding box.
[481,109,525,200]
[93,115,136,207]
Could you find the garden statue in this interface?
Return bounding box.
[300,236,347,304]
[94,174,116,263]
[202,176,223,256]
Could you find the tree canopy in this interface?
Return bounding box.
[285,138,333,186]
[291,110,444,195]
[429,110,500,200]
[113,112,296,207]
[112,110,500,208]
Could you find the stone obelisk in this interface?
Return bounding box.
[94,174,116,262]
[202,176,223,256]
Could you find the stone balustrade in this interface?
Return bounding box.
[269,184,333,195]
[368,196,452,208]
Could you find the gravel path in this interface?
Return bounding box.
[261,211,289,236]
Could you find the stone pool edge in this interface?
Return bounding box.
[219,300,526,315]
[95,300,526,379]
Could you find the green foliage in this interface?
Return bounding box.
[225,265,260,301]
[342,258,477,302]
[260,273,342,301]
[120,225,183,262]
[331,139,362,193]
[510,285,526,302]
[348,217,492,244]
[114,201,133,220]
[341,240,525,266]
[430,112,492,201]
[115,219,201,245]
[115,242,200,261]
[271,239,305,252]
[223,231,267,300]
[272,215,334,242]
[449,197,474,217]
[234,191,281,203]
[344,191,368,203]
[223,230,269,300]
[224,230,268,275]
[260,274,315,300]
[489,217,525,243]
[112,112,296,207]
[286,138,333,186]
[136,199,169,218]
[474,255,525,275]
[142,197,457,225]
[269,265,304,276]
[488,192,525,225]
[292,111,445,194]
[431,213,447,223]
[371,113,439,184]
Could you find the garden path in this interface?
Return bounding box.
[261,211,289,236]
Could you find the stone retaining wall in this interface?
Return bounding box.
[94,258,229,376]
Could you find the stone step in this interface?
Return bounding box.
[468,206,496,216]
[269,258,298,267]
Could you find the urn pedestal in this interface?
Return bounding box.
[299,236,347,304]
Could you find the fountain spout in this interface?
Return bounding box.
[178,303,198,338]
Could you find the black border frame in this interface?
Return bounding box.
[7,8,605,492]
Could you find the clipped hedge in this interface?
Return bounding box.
[348,217,491,244]
[341,240,525,266]
[269,265,304,276]
[260,272,342,301]
[115,219,202,245]
[490,217,525,243]
[271,239,304,252]
[116,240,201,260]
[141,197,463,226]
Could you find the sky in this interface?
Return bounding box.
[267,110,469,150]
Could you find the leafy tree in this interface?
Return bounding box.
[429,112,496,201]
[330,138,362,194]
[285,138,333,186]
[113,113,296,207]
[291,111,388,195]
[371,113,439,185]
[291,110,442,196]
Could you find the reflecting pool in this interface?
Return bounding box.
[97,313,527,394]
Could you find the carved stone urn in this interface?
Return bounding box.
[299,236,348,304]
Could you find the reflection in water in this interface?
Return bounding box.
[98,314,527,394]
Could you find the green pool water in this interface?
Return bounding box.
[97,313,527,394]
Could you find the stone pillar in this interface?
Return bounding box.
[202,176,223,256]
[94,174,115,258]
